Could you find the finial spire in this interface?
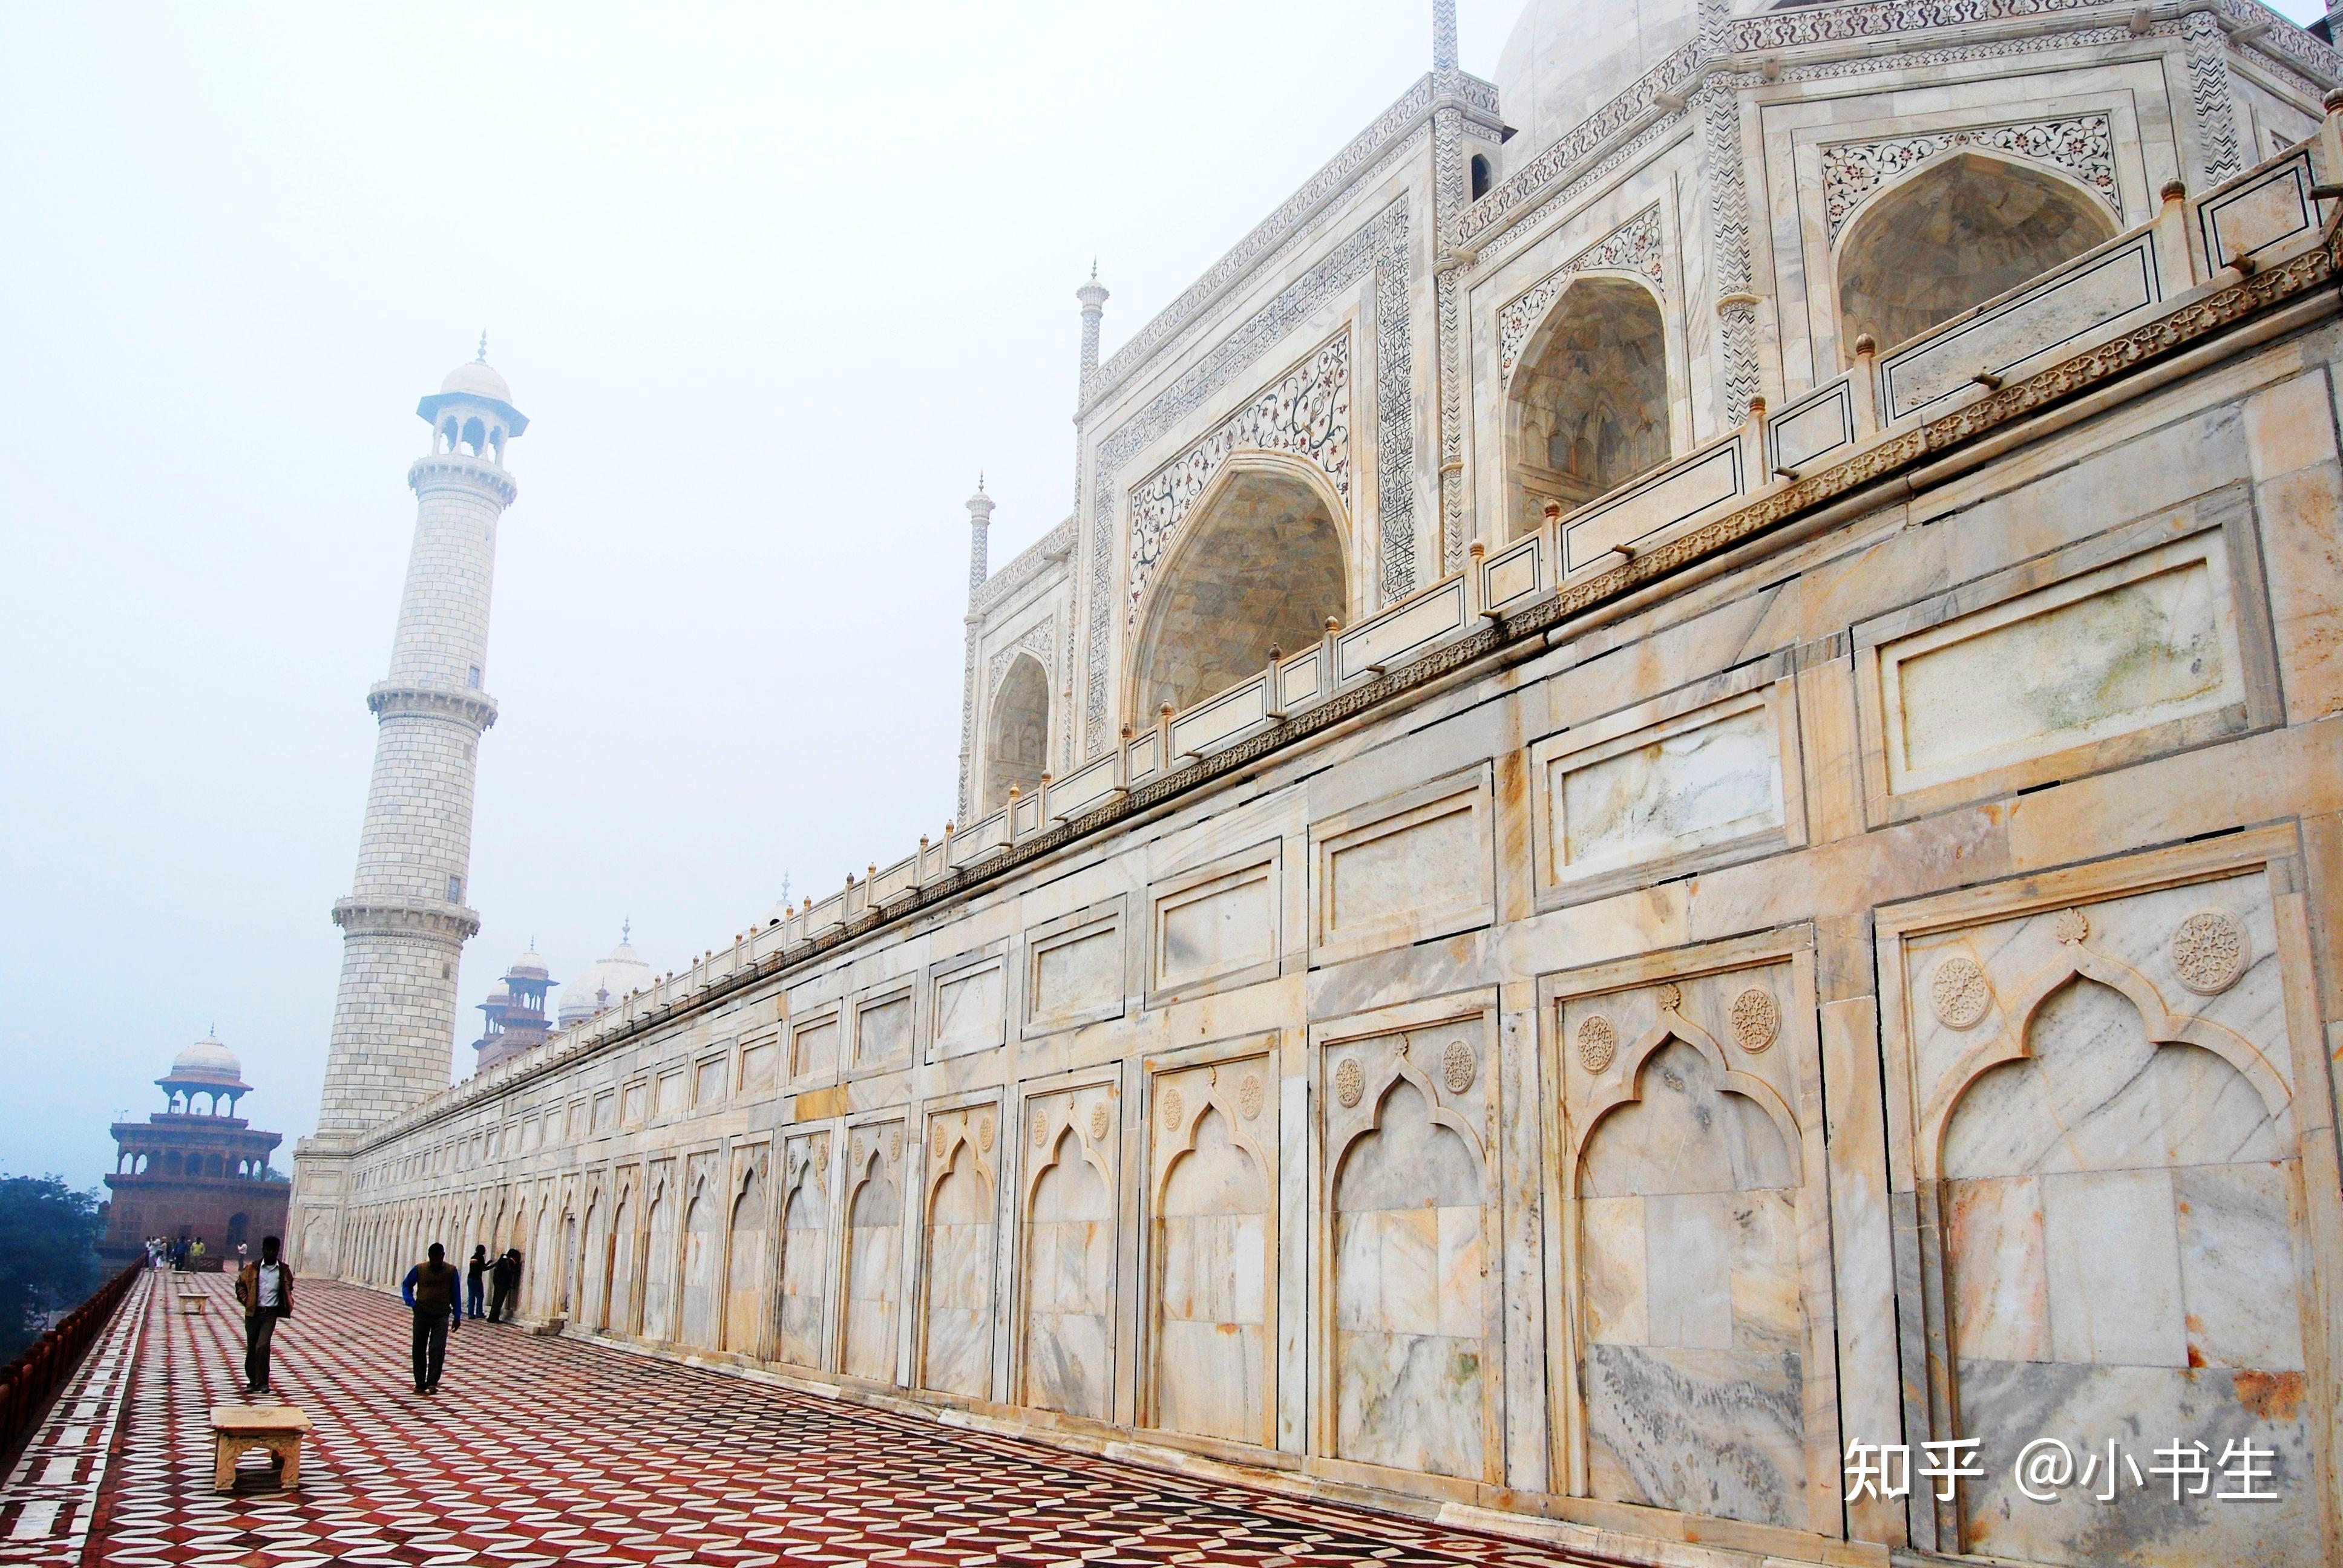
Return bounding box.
[621,916,631,944]
[477,330,488,362]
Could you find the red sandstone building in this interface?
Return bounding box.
[100,1036,289,1263]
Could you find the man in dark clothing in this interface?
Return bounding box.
[465,1245,488,1319]
[401,1243,462,1394]
[232,1236,293,1396]
[487,1247,523,1324]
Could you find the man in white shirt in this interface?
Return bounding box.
[232,1236,295,1396]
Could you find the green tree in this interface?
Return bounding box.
[0,1175,105,1362]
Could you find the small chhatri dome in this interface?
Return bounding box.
[170,1033,243,1082]
[556,924,658,1026]
[439,357,512,404]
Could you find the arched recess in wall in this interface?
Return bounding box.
[1835,151,2119,358]
[1127,453,1349,720]
[1506,275,1671,538]
[983,654,1050,815]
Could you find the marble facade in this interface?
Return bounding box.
[293,3,2343,1565]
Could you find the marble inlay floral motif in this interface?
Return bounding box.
[1496,207,1668,385]
[1821,116,2119,242]
[1124,336,1351,633]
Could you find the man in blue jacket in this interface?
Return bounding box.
[400,1243,462,1395]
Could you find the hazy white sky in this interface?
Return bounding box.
[4,0,2324,1192]
[0,1,1534,1191]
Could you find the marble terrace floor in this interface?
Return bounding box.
[0,1274,1615,1567]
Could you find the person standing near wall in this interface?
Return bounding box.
[232,1235,293,1396]
[487,1247,522,1324]
[465,1244,488,1320]
[401,1243,461,1394]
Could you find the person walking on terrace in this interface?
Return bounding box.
[232,1235,293,1396]
[401,1243,462,1394]
[465,1244,488,1319]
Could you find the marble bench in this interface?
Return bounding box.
[175,1292,205,1315]
[210,1403,310,1493]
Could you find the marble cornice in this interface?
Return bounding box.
[349,224,2341,1159]
[406,453,518,505]
[366,682,498,731]
[970,517,1075,618]
[330,895,481,942]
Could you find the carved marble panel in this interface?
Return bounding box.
[1530,671,1802,906]
[1548,947,1835,1535]
[1321,1019,1495,1483]
[1310,766,1494,965]
[1149,843,1280,1005]
[1147,1048,1277,1449]
[1024,901,1127,1038]
[679,1156,721,1348]
[853,985,914,1068]
[722,1147,769,1356]
[1890,854,2322,1566]
[920,1103,1000,1401]
[841,1118,906,1385]
[1855,503,2271,823]
[1822,116,2119,243]
[773,1131,831,1370]
[1018,1082,1119,1422]
[929,949,1006,1060]
[1496,207,1669,386]
[790,1010,841,1083]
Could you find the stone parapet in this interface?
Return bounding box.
[364,681,498,731]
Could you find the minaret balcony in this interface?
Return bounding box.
[366,682,499,730]
[332,894,482,942]
[406,452,518,504]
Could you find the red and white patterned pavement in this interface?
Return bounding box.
[4,1275,1615,1567]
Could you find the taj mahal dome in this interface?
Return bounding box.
[287,1,2343,1563]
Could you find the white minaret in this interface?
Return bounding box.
[315,341,526,1135]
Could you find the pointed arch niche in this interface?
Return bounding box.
[773,1129,832,1370]
[839,1120,906,1385]
[1015,1079,1118,1423]
[983,654,1050,815]
[1506,276,1671,538]
[1142,1043,1279,1452]
[1545,942,1840,1537]
[1127,454,1349,721]
[917,1103,1000,1401]
[723,1149,770,1356]
[1835,151,2118,359]
[1887,848,2327,1563]
[1314,1005,1501,1488]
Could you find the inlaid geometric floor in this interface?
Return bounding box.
[11,1276,1614,1567]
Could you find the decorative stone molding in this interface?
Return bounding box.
[1928,956,1991,1028]
[365,682,499,732]
[1497,207,1669,385]
[1333,1056,1366,1108]
[2183,8,2246,185]
[330,895,481,943]
[1730,988,1780,1053]
[985,622,1054,700]
[971,517,1075,618]
[2171,908,2249,994]
[1441,1039,1478,1094]
[405,453,517,506]
[1087,1100,1113,1142]
[1821,114,2119,241]
[1084,200,1412,755]
[1125,335,1351,632]
[1578,1014,1618,1073]
[1236,1074,1264,1121]
[1696,72,1764,427]
[1160,1086,1185,1129]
